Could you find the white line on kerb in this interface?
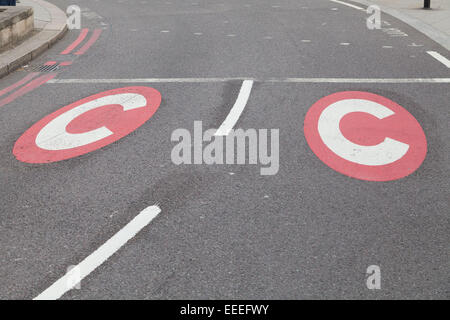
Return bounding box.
[34,205,162,300]
[427,51,450,68]
[329,0,365,11]
[215,80,254,136]
[45,78,450,84]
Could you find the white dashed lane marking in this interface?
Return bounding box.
[34,205,162,300]
[427,51,450,68]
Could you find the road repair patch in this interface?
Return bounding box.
[14,86,161,164]
[304,91,427,181]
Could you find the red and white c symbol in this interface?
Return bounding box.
[14,86,161,163]
[304,91,427,181]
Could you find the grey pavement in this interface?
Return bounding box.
[353,0,450,50]
[0,0,449,300]
[363,0,450,35]
[18,0,52,29]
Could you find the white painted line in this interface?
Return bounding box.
[34,205,162,300]
[329,0,364,11]
[278,78,450,83]
[46,78,450,84]
[215,80,254,136]
[427,51,450,68]
[47,78,253,83]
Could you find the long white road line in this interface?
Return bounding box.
[34,205,161,300]
[46,78,450,84]
[46,78,253,84]
[270,78,450,83]
[215,80,254,136]
[427,51,450,68]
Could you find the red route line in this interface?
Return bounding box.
[60,28,89,55]
[75,29,102,55]
[0,72,40,98]
[0,73,57,108]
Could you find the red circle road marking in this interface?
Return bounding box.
[14,86,161,164]
[304,91,427,181]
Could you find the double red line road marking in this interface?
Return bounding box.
[0,73,57,108]
[60,28,102,56]
[0,29,102,108]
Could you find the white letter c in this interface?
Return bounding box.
[317,99,409,166]
[36,93,147,151]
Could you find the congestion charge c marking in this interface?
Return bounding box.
[13,86,162,163]
[303,91,427,181]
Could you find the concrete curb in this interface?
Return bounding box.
[351,0,450,51]
[0,0,67,78]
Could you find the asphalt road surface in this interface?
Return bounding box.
[0,0,449,299]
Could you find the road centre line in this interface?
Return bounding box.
[215,80,254,136]
[329,0,365,11]
[34,205,162,300]
[46,78,450,84]
[427,51,450,68]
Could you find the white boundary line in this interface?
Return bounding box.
[34,205,161,300]
[46,78,252,84]
[427,51,450,68]
[46,78,450,84]
[270,78,450,83]
[215,80,254,136]
[329,0,365,11]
